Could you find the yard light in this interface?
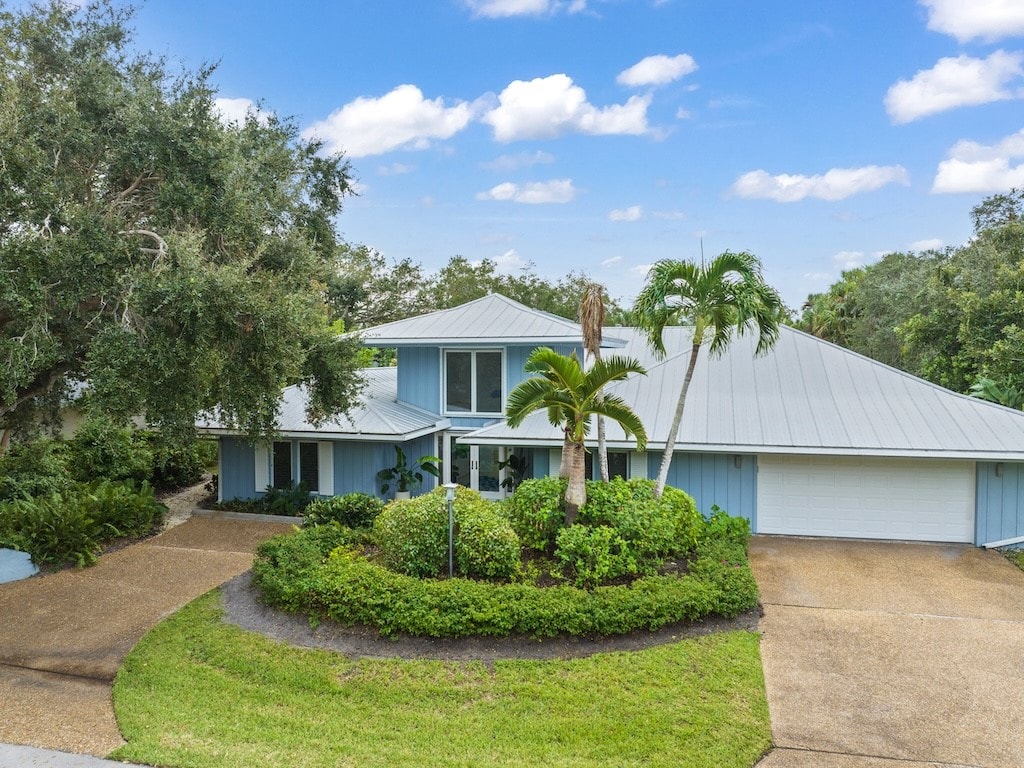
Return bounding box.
[444,483,458,578]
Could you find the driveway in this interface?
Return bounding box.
[0,515,293,757]
[750,536,1024,768]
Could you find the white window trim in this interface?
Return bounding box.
[441,348,505,417]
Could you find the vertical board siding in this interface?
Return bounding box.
[976,461,1024,545]
[332,435,440,501]
[221,436,257,501]
[531,447,549,479]
[657,451,757,524]
[396,347,441,411]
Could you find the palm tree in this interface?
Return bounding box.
[635,251,783,498]
[579,282,609,481]
[505,347,647,524]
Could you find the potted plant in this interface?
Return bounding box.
[376,445,441,499]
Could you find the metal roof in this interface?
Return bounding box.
[465,326,1024,460]
[199,368,449,441]
[359,293,627,347]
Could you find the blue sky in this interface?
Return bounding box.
[129,0,1024,309]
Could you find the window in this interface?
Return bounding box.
[585,451,629,481]
[272,441,292,489]
[298,442,319,493]
[444,350,502,414]
[272,441,320,492]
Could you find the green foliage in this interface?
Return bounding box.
[303,493,385,529]
[261,482,313,516]
[0,439,71,500]
[375,445,441,494]
[503,476,568,551]
[372,488,521,581]
[969,377,1024,409]
[147,435,208,490]
[554,524,636,588]
[701,505,753,549]
[66,419,153,484]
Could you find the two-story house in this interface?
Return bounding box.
[202,293,1024,548]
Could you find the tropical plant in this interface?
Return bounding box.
[968,377,1024,410]
[375,445,441,495]
[580,281,609,481]
[505,348,647,524]
[634,251,783,497]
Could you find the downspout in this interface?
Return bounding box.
[982,534,1024,549]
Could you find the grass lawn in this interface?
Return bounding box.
[1007,549,1024,572]
[111,592,771,768]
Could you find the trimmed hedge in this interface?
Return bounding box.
[252,524,758,638]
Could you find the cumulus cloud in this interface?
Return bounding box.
[213,97,272,126]
[884,51,1023,124]
[303,84,474,157]
[617,54,698,87]
[609,205,643,221]
[482,74,651,141]
[909,238,945,251]
[481,150,555,171]
[491,249,529,271]
[921,0,1024,42]
[730,165,909,202]
[832,251,866,269]
[476,178,578,204]
[463,0,585,17]
[932,128,1024,193]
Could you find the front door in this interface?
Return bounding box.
[444,434,505,500]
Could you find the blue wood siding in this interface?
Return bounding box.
[334,434,439,501]
[396,347,440,411]
[531,447,549,479]
[976,461,1024,545]
[657,451,758,525]
[220,436,256,501]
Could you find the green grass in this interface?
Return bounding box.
[111,592,771,768]
[1006,549,1024,572]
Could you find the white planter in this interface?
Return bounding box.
[394,491,411,500]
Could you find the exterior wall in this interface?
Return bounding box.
[976,461,1024,546]
[505,343,582,393]
[396,347,440,412]
[531,447,550,479]
[657,451,758,524]
[219,436,256,501]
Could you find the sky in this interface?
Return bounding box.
[126,0,1024,310]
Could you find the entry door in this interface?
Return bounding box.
[447,435,504,500]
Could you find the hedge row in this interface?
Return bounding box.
[252,531,757,638]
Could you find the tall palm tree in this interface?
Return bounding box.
[634,251,783,498]
[579,282,609,481]
[505,347,647,524]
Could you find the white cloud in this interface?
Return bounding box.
[629,263,653,276]
[481,150,555,171]
[909,237,945,251]
[213,97,272,126]
[476,178,578,204]
[884,51,1023,124]
[483,74,651,141]
[675,107,693,119]
[601,256,623,267]
[378,162,415,175]
[832,251,865,269]
[492,249,529,272]
[609,205,643,221]
[617,54,698,87]
[921,0,1024,42]
[463,0,586,16]
[932,128,1024,193]
[731,165,909,202]
[303,84,474,157]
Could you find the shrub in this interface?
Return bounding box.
[0,439,71,501]
[503,476,567,551]
[147,436,206,491]
[554,524,636,588]
[304,493,385,530]
[66,419,153,484]
[86,480,167,538]
[701,505,752,548]
[261,482,313,516]
[373,487,522,581]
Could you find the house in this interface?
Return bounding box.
[200,293,1024,548]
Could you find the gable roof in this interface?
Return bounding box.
[199,368,449,441]
[465,325,1024,460]
[358,293,627,348]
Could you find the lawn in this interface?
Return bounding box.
[1007,549,1024,573]
[111,592,771,768]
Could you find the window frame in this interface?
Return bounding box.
[442,348,505,417]
[298,441,320,493]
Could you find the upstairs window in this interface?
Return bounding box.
[444,350,502,415]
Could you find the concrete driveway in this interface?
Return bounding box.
[750,536,1024,768]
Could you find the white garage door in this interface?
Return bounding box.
[757,455,975,543]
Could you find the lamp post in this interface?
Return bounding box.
[443,483,458,578]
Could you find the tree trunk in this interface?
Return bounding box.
[654,342,702,498]
[597,410,609,482]
[558,433,573,478]
[564,440,587,525]
[0,427,11,454]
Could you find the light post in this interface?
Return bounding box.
[443,483,458,578]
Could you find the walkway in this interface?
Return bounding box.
[0,516,292,757]
[751,536,1024,768]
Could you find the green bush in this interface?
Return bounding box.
[261,482,313,516]
[701,505,752,547]
[66,419,153,484]
[147,436,206,491]
[86,480,167,538]
[503,476,567,551]
[554,524,636,588]
[252,524,758,638]
[304,493,385,529]
[0,439,71,501]
[373,487,522,581]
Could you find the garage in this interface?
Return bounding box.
[756,455,975,543]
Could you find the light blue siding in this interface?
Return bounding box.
[506,343,581,392]
[333,434,439,501]
[531,447,549,479]
[657,452,758,525]
[396,347,440,411]
[220,436,256,501]
[976,461,1024,546]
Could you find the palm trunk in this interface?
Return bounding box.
[654,342,701,498]
[564,439,586,525]
[597,412,608,481]
[558,432,573,478]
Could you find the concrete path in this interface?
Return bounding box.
[0,516,293,757]
[750,537,1024,768]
